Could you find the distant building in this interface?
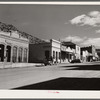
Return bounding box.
[0,22,29,63]
[60,44,75,63]
[62,41,81,60]
[81,45,98,62]
[96,49,100,60]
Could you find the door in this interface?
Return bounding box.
[45,50,50,60]
[6,45,11,62]
[0,44,4,62]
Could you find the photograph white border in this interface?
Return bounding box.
[0,1,100,99]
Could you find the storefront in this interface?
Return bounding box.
[61,45,75,63]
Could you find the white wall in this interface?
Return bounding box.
[0,31,29,63]
[51,39,61,63]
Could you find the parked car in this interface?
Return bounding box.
[43,58,53,66]
[70,59,81,63]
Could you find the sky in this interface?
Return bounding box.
[0,4,100,48]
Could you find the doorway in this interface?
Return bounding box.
[6,45,11,62]
[0,44,4,62]
[45,50,50,60]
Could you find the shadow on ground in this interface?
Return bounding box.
[60,64,100,70]
[14,77,100,90]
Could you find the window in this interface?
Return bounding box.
[24,48,28,62]
[53,51,55,59]
[56,51,58,59]
[18,48,23,62]
[12,46,17,62]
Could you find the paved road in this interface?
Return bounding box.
[0,61,100,89]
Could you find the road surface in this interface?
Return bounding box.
[0,61,100,89]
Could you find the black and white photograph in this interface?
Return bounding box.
[1,2,100,96]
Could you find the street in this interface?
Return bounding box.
[0,62,100,90]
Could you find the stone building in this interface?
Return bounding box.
[0,22,29,63]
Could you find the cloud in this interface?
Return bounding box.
[70,14,86,25]
[70,11,100,27]
[89,11,100,17]
[61,35,100,47]
[61,35,86,43]
[96,30,100,33]
[81,37,100,47]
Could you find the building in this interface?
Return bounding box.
[96,49,100,60]
[29,39,80,64]
[62,41,81,60]
[29,39,61,63]
[60,44,75,63]
[81,45,98,62]
[0,22,29,63]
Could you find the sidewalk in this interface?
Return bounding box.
[0,62,42,69]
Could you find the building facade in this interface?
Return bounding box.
[81,45,98,62]
[62,41,81,60]
[60,44,75,63]
[96,49,100,60]
[29,39,61,63]
[0,30,29,63]
[29,39,80,64]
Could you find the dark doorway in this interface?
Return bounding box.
[0,44,4,62]
[56,51,58,62]
[18,48,23,62]
[6,45,11,62]
[45,50,50,60]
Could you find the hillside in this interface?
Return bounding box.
[0,22,46,44]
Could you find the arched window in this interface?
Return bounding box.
[53,51,55,59]
[24,48,28,62]
[18,48,23,62]
[12,46,17,62]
